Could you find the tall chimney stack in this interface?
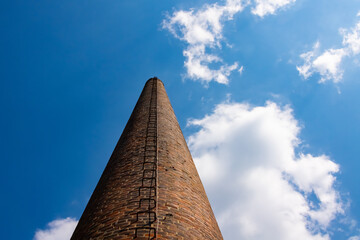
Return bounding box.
[71,78,223,239]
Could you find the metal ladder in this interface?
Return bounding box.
[134,79,158,239]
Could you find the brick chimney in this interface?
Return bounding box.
[71,77,223,239]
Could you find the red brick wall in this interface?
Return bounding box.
[71,78,223,239]
[156,79,222,239]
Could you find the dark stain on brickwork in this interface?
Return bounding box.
[71,78,223,239]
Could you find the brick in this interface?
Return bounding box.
[71,78,223,240]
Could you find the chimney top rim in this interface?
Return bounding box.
[147,77,164,86]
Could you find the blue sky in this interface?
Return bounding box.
[1,0,360,239]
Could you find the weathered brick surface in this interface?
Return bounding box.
[71,78,223,240]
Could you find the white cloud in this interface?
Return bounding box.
[341,22,360,55]
[297,13,360,83]
[184,45,240,84]
[238,65,245,74]
[252,0,296,17]
[163,0,247,85]
[34,218,78,240]
[187,101,343,239]
[163,0,296,85]
[349,236,360,240]
[297,42,347,83]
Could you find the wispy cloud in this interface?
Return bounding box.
[349,236,360,240]
[251,0,296,17]
[297,12,360,83]
[188,101,343,239]
[33,218,78,240]
[163,0,296,85]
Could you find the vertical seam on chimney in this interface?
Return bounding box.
[155,79,159,238]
